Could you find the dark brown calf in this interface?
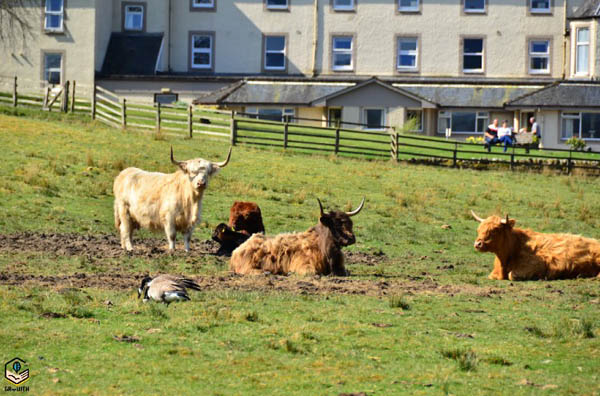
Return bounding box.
[212,223,250,256]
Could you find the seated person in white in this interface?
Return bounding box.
[497,120,513,153]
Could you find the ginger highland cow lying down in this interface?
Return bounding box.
[471,211,600,281]
[230,198,365,276]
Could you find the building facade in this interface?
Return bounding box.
[1,0,600,149]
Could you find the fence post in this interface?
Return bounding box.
[12,76,17,107]
[70,80,76,113]
[230,111,237,146]
[43,86,50,110]
[121,98,127,129]
[510,144,515,170]
[91,85,96,120]
[61,80,69,113]
[156,102,161,133]
[283,119,289,149]
[188,105,193,138]
[335,127,340,154]
[453,141,458,167]
[567,150,572,175]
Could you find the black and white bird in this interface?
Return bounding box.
[137,275,201,305]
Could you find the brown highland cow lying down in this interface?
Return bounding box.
[471,211,600,281]
[230,198,365,276]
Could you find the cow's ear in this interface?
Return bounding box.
[320,215,333,227]
[177,161,188,172]
[209,165,221,176]
[507,219,516,228]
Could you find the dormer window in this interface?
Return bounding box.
[530,0,550,14]
[44,0,64,32]
[191,0,215,10]
[266,0,288,10]
[124,4,145,32]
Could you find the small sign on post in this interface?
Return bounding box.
[445,128,452,140]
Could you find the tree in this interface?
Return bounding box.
[0,0,35,48]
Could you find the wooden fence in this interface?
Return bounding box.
[2,76,600,174]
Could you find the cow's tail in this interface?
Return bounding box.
[114,200,120,230]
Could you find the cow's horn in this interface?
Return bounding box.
[170,146,183,167]
[501,214,510,224]
[471,210,484,223]
[317,198,325,217]
[214,147,232,168]
[346,197,365,217]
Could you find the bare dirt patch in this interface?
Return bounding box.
[0,232,504,297]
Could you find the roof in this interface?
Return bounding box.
[570,0,600,19]
[194,80,353,105]
[101,33,164,76]
[506,82,600,108]
[396,84,543,109]
[311,77,437,108]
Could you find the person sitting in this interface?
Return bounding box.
[497,120,513,152]
[484,119,499,152]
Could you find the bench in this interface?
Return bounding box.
[513,132,537,153]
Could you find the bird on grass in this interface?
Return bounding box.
[137,274,201,305]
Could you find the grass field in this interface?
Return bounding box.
[0,111,599,395]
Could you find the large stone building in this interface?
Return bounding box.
[1,0,600,148]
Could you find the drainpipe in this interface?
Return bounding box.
[311,0,319,77]
[561,0,567,79]
[168,0,172,72]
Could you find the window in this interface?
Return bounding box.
[398,0,419,12]
[191,0,215,9]
[397,37,418,71]
[575,28,590,75]
[363,108,386,130]
[44,53,62,85]
[190,33,213,70]
[44,0,64,32]
[124,4,144,31]
[332,36,353,71]
[463,38,484,73]
[406,110,422,132]
[154,93,178,105]
[264,35,286,71]
[438,111,488,134]
[333,0,354,11]
[246,107,295,122]
[464,0,485,13]
[529,40,550,74]
[562,112,600,140]
[266,0,288,9]
[530,0,550,13]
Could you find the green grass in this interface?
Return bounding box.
[1,113,600,395]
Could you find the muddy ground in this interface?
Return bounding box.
[0,232,505,297]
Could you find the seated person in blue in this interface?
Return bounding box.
[484,119,499,151]
[497,120,514,152]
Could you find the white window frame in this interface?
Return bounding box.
[191,34,213,69]
[124,4,144,31]
[44,53,62,85]
[406,109,423,132]
[264,35,286,71]
[561,112,600,140]
[246,107,295,122]
[266,0,288,10]
[464,0,485,13]
[192,0,215,8]
[575,27,590,76]
[332,36,353,71]
[44,0,64,32]
[333,0,355,11]
[398,0,419,12]
[438,111,489,134]
[363,108,387,131]
[529,39,550,74]
[463,38,484,73]
[530,0,551,14]
[397,37,418,71]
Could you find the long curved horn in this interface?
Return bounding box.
[346,197,365,217]
[213,147,232,168]
[317,198,325,217]
[471,210,484,223]
[170,146,183,167]
[500,214,510,224]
